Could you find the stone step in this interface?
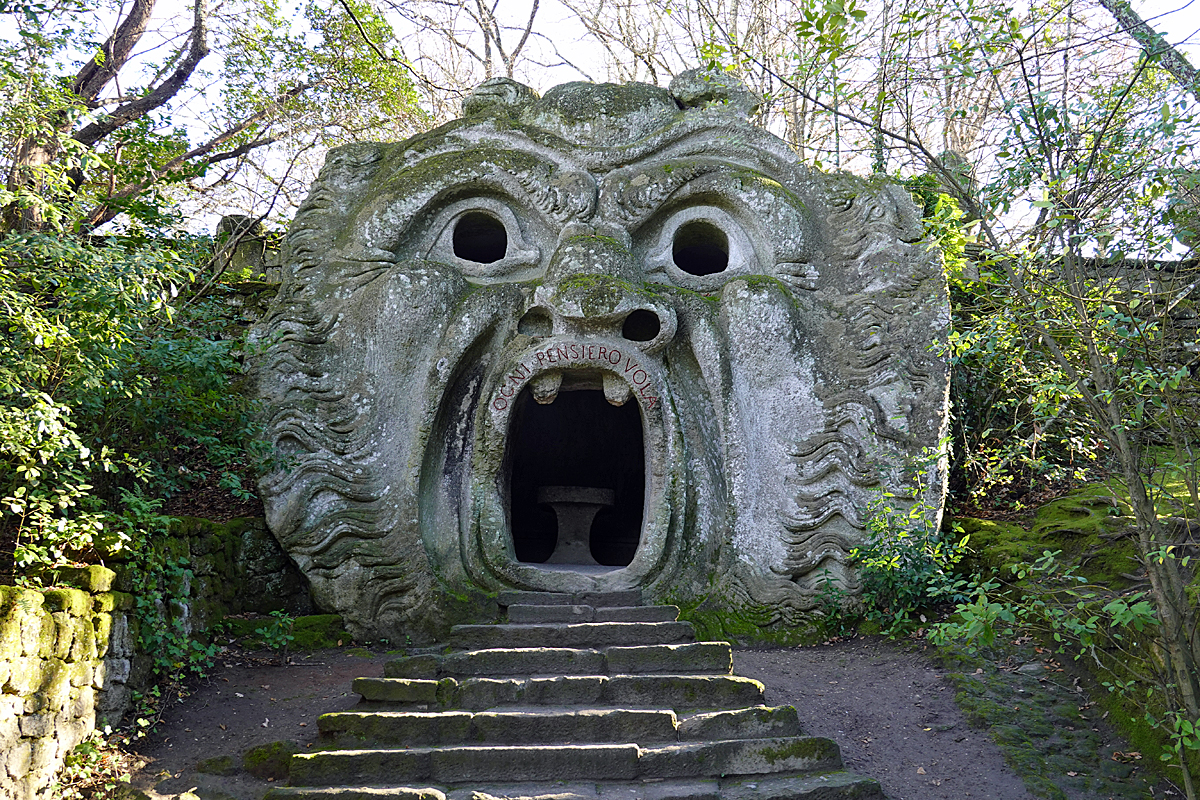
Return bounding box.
[316,705,803,749]
[497,590,644,608]
[353,674,765,711]
[449,621,695,650]
[287,737,843,787]
[384,643,732,680]
[272,771,885,800]
[638,737,842,779]
[677,706,802,741]
[266,770,884,800]
[289,743,642,786]
[318,708,680,748]
[507,604,679,624]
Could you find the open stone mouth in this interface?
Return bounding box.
[505,369,646,569]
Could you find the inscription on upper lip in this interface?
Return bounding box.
[490,341,660,412]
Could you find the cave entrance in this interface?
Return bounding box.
[506,381,645,568]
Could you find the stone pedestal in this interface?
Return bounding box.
[538,486,616,565]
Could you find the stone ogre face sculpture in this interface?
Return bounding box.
[255,70,951,642]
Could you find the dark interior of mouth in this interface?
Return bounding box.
[506,381,644,567]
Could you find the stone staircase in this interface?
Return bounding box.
[265,590,883,800]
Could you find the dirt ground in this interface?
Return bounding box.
[125,634,1177,800]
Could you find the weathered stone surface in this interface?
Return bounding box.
[605,643,732,675]
[351,677,440,705]
[677,706,802,741]
[254,70,951,641]
[638,737,842,779]
[449,622,695,650]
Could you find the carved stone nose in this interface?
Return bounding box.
[519,224,676,351]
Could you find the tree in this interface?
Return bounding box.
[710,0,1200,790]
[1,0,424,234]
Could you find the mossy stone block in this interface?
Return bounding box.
[2,586,44,617]
[242,739,301,780]
[41,660,72,711]
[1032,487,1125,540]
[195,753,239,776]
[22,610,54,658]
[70,616,96,662]
[6,656,49,695]
[0,614,21,661]
[955,517,1041,572]
[43,588,90,616]
[51,565,116,593]
[93,613,113,658]
[290,615,350,650]
[51,611,74,659]
[221,617,263,641]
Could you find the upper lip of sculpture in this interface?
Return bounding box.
[513,337,659,408]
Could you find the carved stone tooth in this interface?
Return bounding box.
[531,371,563,404]
[603,372,632,406]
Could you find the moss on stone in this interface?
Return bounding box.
[955,517,1042,574]
[195,753,239,776]
[678,604,824,647]
[758,737,829,765]
[242,739,300,780]
[50,565,116,593]
[291,615,350,650]
[42,588,90,617]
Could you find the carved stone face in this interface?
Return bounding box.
[255,71,951,642]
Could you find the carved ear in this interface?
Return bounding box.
[669,67,762,118]
[463,77,540,116]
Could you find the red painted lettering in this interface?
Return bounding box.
[587,344,597,360]
[556,345,570,362]
[597,346,607,362]
[546,348,558,363]
[493,397,508,411]
[608,349,622,365]
[633,369,647,385]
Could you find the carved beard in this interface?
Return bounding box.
[254,82,950,643]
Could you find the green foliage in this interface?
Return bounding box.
[51,730,131,800]
[852,445,976,633]
[0,232,267,578]
[256,609,297,656]
[1,0,424,233]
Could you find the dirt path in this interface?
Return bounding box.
[128,637,1170,800]
[737,640,1034,800]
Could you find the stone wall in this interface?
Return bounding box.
[1,516,311,800]
[0,566,136,800]
[160,516,312,635]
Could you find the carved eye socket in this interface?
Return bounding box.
[424,197,542,283]
[454,211,508,263]
[672,220,729,276]
[643,205,755,288]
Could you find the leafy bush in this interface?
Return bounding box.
[851,444,976,633]
[0,231,266,579]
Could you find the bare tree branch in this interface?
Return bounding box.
[333,0,453,93]
[71,0,157,105]
[72,0,211,148]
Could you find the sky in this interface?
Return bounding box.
[1136,0,1200,58]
